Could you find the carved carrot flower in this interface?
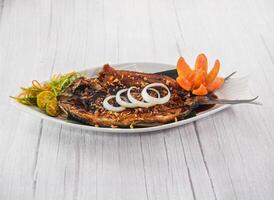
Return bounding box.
[176,53,224,95]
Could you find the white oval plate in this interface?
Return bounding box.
[11,62,248,133]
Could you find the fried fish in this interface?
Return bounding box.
[57,64,192,127]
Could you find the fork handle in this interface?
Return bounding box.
[199,96,261,105]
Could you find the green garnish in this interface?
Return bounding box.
[12,71,84,116]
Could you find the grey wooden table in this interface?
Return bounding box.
[1,0,274,199]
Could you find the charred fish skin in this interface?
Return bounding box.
[57,65,192,128]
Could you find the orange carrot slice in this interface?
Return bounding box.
[195,53,208,73]
[192,70,206,89]
[192,84,208,95]
[187,71,196,82]
[176,76,192,91]
[206,59,220,85]
[207,77,224,92]
[177,57,192,78]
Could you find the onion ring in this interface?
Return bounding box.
[147,88,160,98]
[141,83,170,104]
[103,95,126,112]
[116,88,161,108]
[127,87,156,108]
[116,88,137,108]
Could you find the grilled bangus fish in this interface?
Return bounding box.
[57,64,192,127]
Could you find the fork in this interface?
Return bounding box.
[193,96,262,106]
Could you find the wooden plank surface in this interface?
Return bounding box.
[0,0,274,199]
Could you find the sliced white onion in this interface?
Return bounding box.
[103,95,126,112]
[127,87,156,108]
[116,88,137,108]
[103,83,170,111]
[147,88,160,98]
[116,88,160,108]
[141,83,170,104]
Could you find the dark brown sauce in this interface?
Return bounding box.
[194,104,216,113]
[194,93,218,114]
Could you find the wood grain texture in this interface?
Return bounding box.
[0,0,274,199]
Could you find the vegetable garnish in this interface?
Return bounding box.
[176,54,224,95]
[116,88,137,108]
[115,88,161,109]
[141,83,170,105]
[12,72,83,116]
[127,87,157,108]
[103,95,126,112]
[103,83,171,112]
